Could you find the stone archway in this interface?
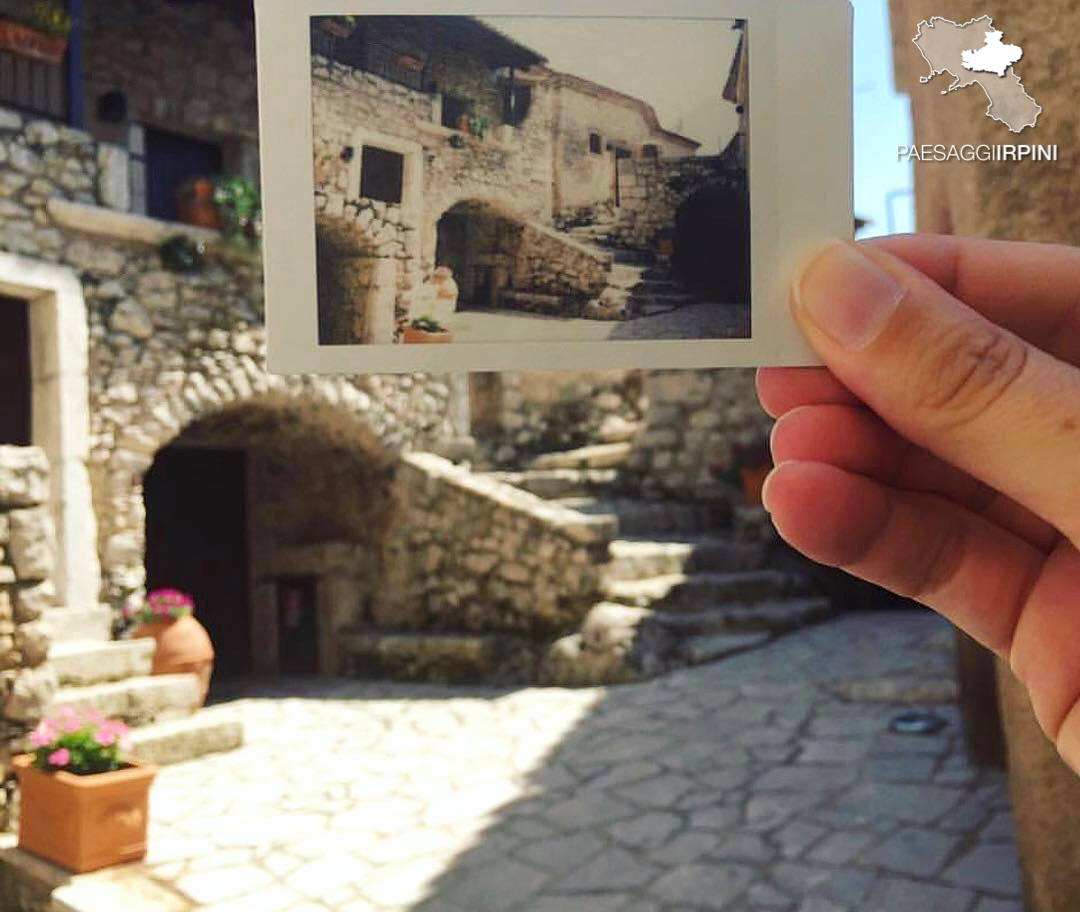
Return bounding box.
[141,395,395,678]
[673,181,751,304]
[434,199,526,311]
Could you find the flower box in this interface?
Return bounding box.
[0,19,68,65]
[14,754,157,873]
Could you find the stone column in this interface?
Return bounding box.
[888,1,1080,906]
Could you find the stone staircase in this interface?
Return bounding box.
[339,439,833,689]
[562,216,698,321]
[42,605,242,765]
[502,442,834,685]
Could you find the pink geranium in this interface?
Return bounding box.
[47,748,71,768]
[28,722,56,748]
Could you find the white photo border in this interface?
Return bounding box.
[255,0,853,373]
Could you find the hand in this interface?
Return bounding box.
[757,235,1080,772]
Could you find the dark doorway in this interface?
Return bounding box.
[144,447,252,676]
[673,183,751,304]
[144,127,224,222]
[0,297,31,446]
[277,577,319,675]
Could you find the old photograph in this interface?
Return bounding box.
[310,15,751,347]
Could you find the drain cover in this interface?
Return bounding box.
[888,710,947,736]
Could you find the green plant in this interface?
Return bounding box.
[466,113,490,140]
[410,316,446,333]
[123,588,195,625]
[25,0,72,38]
[213,175,261,244]
[158,234,206,273]
[29,708,129,776]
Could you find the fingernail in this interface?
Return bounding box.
[760,466,779,514]
[794,243,905,350]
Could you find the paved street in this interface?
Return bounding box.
[52,612,1022,911]
[448,301,750,343]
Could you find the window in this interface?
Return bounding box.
[0,49,67,121]
[503,84,531,127]
[442,94,470,130]
[360,146,404,204]
[144,127,224,222]
[589,133,602,155]
[642,144,660,159]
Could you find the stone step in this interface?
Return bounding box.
[48,674,201,727]
[612,248,652,265]
[654,596,834,634]
[554,498,729,536]
[629,291,697,309]
[341,631,534,685]
[605,537,767,581]
[126,714,244,766]
[680,631,773,666]
[603,570,806,612]
[41,605,112,644]
[529,442,633,471]
[48,639,155,686]
[498,290,564,315]
[488,468,619,499]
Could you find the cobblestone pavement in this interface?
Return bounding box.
[71,611,1023,911]
[448,301,749,343]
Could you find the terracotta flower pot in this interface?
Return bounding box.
[403,326,452,344]
[0,20,68,65]
[132,615,215,707]
[176,178,222,230]
[14,755,157,873]
[740,466,772,507]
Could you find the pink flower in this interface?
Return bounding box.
[58,713,83,734]
[29,723,56,749]
[47,748,70,768]
[94,720,128,747]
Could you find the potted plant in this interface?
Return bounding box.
[321,15,357,39]
[16,708,156,873]
[213,175,262,244]
[398,53,423,72]
[467,113,490,140]
[176,177,222,230]
[0,1,72,65]
[403,316,452,344]
[127,589,215,707]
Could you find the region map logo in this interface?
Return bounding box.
[897,15,1056,164]
[914,15,1040,132]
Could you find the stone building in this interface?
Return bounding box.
[0,0,791,822]
[312,15,750,339]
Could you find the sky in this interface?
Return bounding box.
[480,17,741,155]
[483,7,915,233]
[852,0,916,236]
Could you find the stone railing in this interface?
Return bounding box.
[376,453,616,636]
[0,447,56,830]
[512,219,613,300]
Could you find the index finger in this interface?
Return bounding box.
[867,235,1080,366]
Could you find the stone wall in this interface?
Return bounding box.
[376,453,615,638]
[0,105,456,608]
[626,369,771,502]
[82,0,259,161]
[511,222,612,300]
[471,371,645,466]
[0,448,57,830]
[609,155,746,251]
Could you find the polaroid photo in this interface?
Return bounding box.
[255,0,853,374]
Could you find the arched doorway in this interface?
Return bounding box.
[142,397,393,681]
[673,183,751,304]
[435,200,524,310]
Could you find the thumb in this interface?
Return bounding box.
[790,241,1080,544]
